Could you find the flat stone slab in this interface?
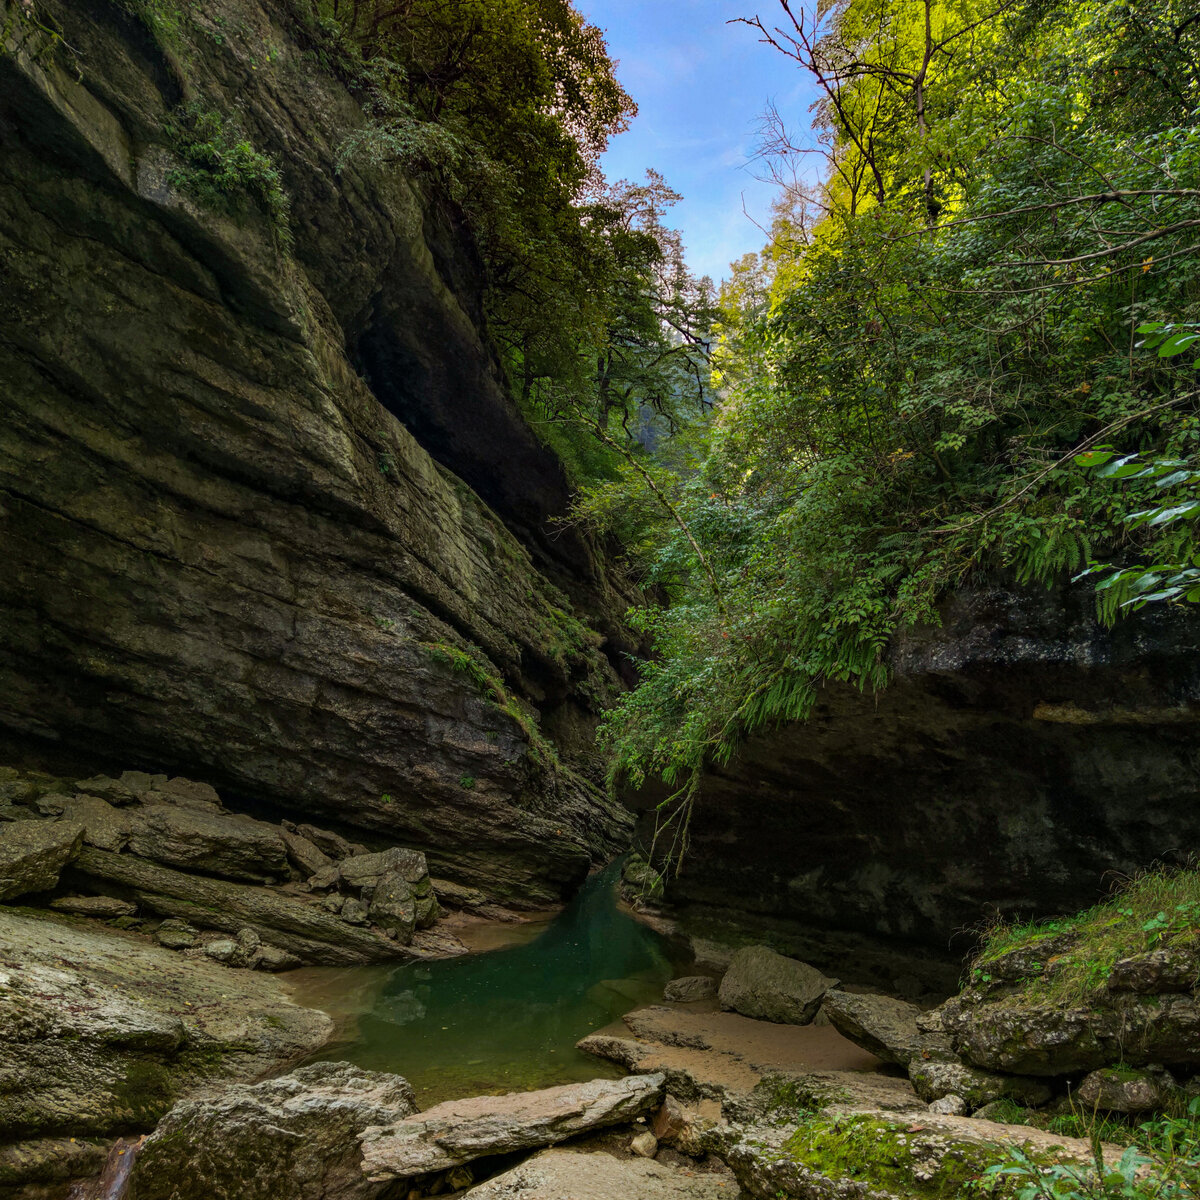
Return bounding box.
[461,1146,738,1199]
[359,1074,665,1180]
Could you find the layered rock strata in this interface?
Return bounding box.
[0,0,633,904]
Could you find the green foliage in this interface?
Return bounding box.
[983,1099,1200,1199]
[587,0,1200,801]
[164,102,293,248]
[974,868,1200,1004]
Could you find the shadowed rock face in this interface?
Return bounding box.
[644,586,1200,968]
[0,0,633,901]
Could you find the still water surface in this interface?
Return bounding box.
[289,860,681,1105]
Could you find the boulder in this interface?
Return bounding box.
[929,1094,969,1115]
[717,946,837,1025]
[156,777,224,810]
[74,774,139,804]
[1107,949,1199,994]
[48,894,136,918]
[280,828,333,878]
[820,990,944,1066]
[125,804,289,883]
[908,1059,1052,1110]
[359,1075,665,1181]
[69,847,410,964]
[36,794,130,852]
[938,991,1200,1075]
[341,848,429,889]
[663,976,717,1003]
[133,1063,417,1200]
[367,871,418,941]
[295,825,368,862]
[459,1146,737,1199]
[1075,1066,1176,1113]
[156,918,200,949]
[0,908,330,1139]
[0,820,83,901]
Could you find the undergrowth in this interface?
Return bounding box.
[972,868,1200,1003]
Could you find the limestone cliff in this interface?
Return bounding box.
[641,585,1200,981]
[0,0,633,902]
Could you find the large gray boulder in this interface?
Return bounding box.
[717,946,838,1025]
[1075,1066,1177,1113]
[908,1059,1051,1110]
[133,1063,417,1200]
[663,976,717,1003]
[359,1075,665,1182]
[820,990,936,1066]
[0,820,83,901]
[0,908,331,1141]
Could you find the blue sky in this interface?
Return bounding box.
[577,1,820,285]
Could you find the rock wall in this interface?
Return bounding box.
[644,586,1200,973]
[0,0,633,902]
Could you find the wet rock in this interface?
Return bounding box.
[1076,1066,1176,1113]
[48,894,136,918]
[460,1146,737,1199]
[133,1063,417,1200]
[908,1059,1052,1110]
[631,1130,659,1158]
[0,908,331,1139]
[1107,948,1200,994]
[718,946,838,1025]
[359,1075,666,1181]
[156,918,200,950]
[663,976,717,1003]
[0,1136,110,1194]
[69,847,409,964]
[821,989,946,1066]
[0,820,83,901]
[125,804,289,883]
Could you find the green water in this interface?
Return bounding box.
[294,860,681,1105]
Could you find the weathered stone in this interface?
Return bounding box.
[0,820,83,901]
[821,989,946,1066]
[908,1059,1052,1110]
[125,804,289,883]
[663,976,717,1003]
[48,894,136,918]
[939,990,1200,1075]
[929,1094,969,1115]
[1107,948,1199,994]
[359,1075,666,1181]
[41,794,131,852]
[368,870,418,942]
[342,897,371,926]
[255,944,302,972]
[341,848,429,889]
[133,1063,417,1200]
[631,1130,659,1158]
[69,846,412,964]
[74,774,139,805]
[203,938,243,965]
[296,826,368,862]
[156,918,200,949]
[0,908,331,1139]
[460,1146,738,1200]
[1076,1066,1176,1113]
[120,772,167,796]
[280,828,333,878]
[158,777,224,810]
[718,946,838,1025]
[430,877,489,910]
[0,1136,110,1193]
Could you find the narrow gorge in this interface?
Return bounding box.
[1,1,1198,1198]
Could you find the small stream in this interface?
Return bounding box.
[289,860,685,1105]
